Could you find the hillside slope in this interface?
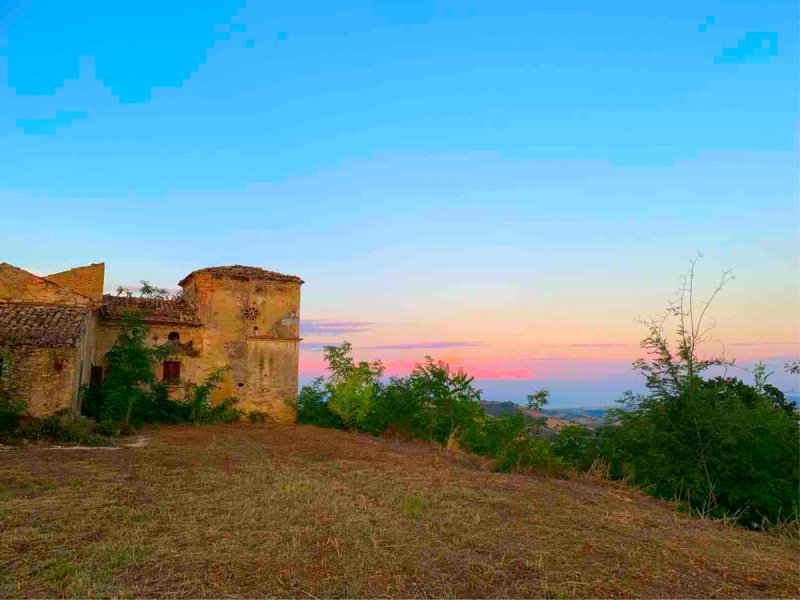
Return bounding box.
[1,423,797,598]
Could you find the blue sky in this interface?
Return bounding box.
[1,1,798,404]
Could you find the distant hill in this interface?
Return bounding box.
[480,401,612,430]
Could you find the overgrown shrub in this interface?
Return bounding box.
[0,391,26,434]
[565,260,800,527]
[81,312,244,429]
[12,409,109,446]
[494,436,568,477]
[407,357,484,444]
[97,311,171,426]
[183,367,239,424]
[361,376,425,438]
[551,424,601,471]
[461,413,526,457]
[206,397,244,424]
[598,378,799,526]
[248,411,269,423]
[293,377,344,428]
[324,343,384,429]
[295,345,486,448]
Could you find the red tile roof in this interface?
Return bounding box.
[0,304,90,348]
[178,265,303,287]
[100,295,201,326]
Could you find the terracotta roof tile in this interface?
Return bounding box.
[100,295,201,326]
[178,265,303,287]
[0,304,89,348]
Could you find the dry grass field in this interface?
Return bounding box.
[1,422,797,598]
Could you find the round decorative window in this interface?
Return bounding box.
[245,306,259,321]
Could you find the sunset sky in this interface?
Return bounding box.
[1,1,797,404]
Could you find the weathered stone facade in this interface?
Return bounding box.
[0,262,302,422]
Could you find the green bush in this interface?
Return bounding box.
[248,411,269,423]
[13,410,109,446]
[0,392,26,434]
[494,436,568,477]
[406,357,484,445]
[361,376,425,438]
[551,424,601,471]
[207,397,244,424]
[599,378,799,526]
[323,343,384,429]
[461,413,525,457]
[293,378,344,429]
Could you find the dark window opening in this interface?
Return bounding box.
[162,361,181,384]
[168,331,180,342]
[237,382,244,388]
[90,365,103,386]
[54,358,66,373]
[0,356,4,378]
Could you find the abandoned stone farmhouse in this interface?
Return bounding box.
[0,262,302,422]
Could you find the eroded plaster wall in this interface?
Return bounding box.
[1,346,78,416]
[182,274,300,421]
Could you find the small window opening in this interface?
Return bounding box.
[168,332,180,342]
[162,361,181,384]
[237,382,244,388]
[54,358,66,373]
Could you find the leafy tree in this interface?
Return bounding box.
[407,356,484,444]
[526,389,550,411]
[116,280,180,300]
[362,375,425,437]
[596,258,799,526]
[98,310,172,426]
[324,342,384,429]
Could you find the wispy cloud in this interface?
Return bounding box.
[363,341,485,350]
[301,319,374,336]
[300,342,335,352]
[567,343,628,348]
[17,111,88,135]
[727,341,798,347]
[300,340,484,353]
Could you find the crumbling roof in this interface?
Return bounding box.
[0,304,90,348]
[100,295,202,326]
[178,265,303,287]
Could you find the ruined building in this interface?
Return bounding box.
[0,262,302,421]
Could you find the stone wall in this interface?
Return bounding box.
[0,346,78,416]
[182,273,300,421]
[45,263,105,303]
[0,263,93,306]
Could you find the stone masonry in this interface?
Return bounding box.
[0,262,302,421]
